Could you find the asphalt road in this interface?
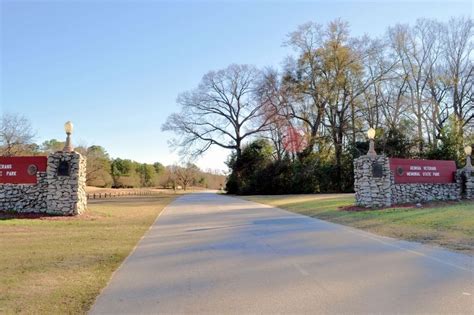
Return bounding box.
[90,192,473,314]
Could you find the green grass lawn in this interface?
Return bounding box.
[0,195,176,314]
[242,194,474,255]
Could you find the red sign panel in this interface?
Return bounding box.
[389,158,456,184]
[0,156,48,184]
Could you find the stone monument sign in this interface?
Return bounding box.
[0,122,87,215]
[0,152,87,215]
[354,129,472,208]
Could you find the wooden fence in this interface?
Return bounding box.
[86,191,158,199]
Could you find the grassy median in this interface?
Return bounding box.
[0,195,176,314]
[242,194,474,255]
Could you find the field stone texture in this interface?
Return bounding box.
[0,151,87,215]
[391,182,461,204]
[0,173,48,213]
[459,168,474,199]
[354,155,392,207]
[354,155,470,208]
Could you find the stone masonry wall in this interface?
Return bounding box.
[46,152,87,215]
[391,183,460,204]
[354,155,392,207]
[0,152,87,215]
[0,172,48,213]
[459,169,474,199]
[354,154,469,207]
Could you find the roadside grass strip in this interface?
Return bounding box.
[0,195,176,314]
[242,194,474,255]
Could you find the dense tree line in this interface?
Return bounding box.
[165,17,473,194]
[0,113,226,190]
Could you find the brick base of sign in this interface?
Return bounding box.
[354,155,471,208]
[0,152,87,215]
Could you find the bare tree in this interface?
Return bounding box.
[171,163,199,191]
[160,166,178,190]
[257,68,294,161]
[283,22,330,156]
[389,19,445,152]
[383,17,473,152]
[443,16,474,140]
[0,113,36,156]
[284,20,394,159]
[162,64,273,159]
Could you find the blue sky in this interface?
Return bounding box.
[1,0,472,171]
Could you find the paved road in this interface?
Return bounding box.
[90,193,473,314]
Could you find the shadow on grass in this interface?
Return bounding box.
[0,211,68,221]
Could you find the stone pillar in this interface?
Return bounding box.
[458,168,474,200]
[46,152,87,215]
[354,155,392,208]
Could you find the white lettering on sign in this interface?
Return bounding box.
[406,169,440,177]
[6,171,17,176]
[405,165,440,177]
[0,164,12,169]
